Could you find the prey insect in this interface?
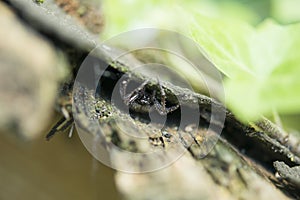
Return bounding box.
[46,117,74,140]
[120,78,179,115]
[46,83,74,140]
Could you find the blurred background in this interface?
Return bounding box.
[1,0,300,199]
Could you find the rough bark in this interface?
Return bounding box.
[2,0,300,199]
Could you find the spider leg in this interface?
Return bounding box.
[120,79,149,105]
[153,78,179,115]
[152,78,166,115]
[165,104,180,113]
[153,94,166,115]
[158,78,167,111]
[119,79,128,99]
[154,98,179,115]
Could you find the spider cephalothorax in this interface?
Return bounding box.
[120,78,179,115]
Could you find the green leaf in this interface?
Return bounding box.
[271,0,300,24]
[191,15,255,79]
[101,0,260,39]
[191,14,300,121]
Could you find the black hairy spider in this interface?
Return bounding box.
[120,78,179,115]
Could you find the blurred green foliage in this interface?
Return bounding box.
[101,0,300,130]
[101,0,265,38]
[101,0,300,37]
[271,0,300,24]
[191,15,300,121]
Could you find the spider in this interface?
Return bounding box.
[119,78,179,115]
